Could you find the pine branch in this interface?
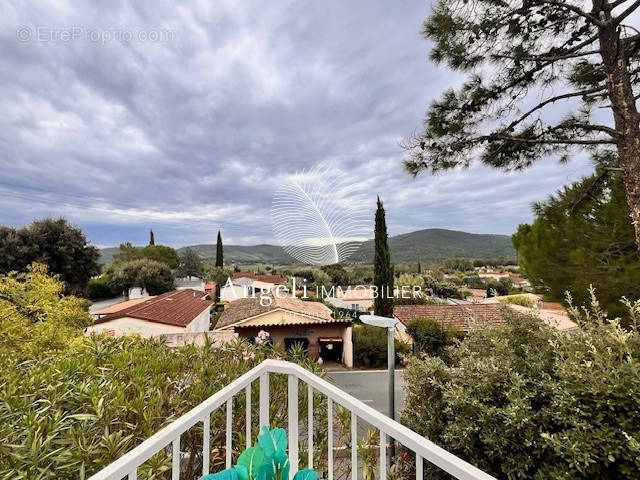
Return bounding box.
[492,50,602,62]
[538,0,606,27]
[613,0,640,25]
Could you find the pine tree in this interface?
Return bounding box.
[216,231,223,267]
[374,197,394,316]
[403,0,640,246]
[149,229,155,246]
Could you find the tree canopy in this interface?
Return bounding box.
[404,0,640,244]
[0,218,100,295]
[216,231,224,267]
[111,242,180,269]
[178,247,203,278]
[513,169,640,321]
[108,259,175,295]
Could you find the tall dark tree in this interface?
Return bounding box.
[0,218,100,295]
[216,231,224,267]
[513,164,640,323]
[403,0,640,245]
[373,197,394,316]
[149,229,155,246]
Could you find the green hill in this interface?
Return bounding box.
[100,229,516,265]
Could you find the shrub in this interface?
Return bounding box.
[406,317,461,355]
[0,337,325,480]
[352,324,410,367]
[108,259,175,295]
[498,294,537,308]
[85,275,116,300]
[402,297,640,480]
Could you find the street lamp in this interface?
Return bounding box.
[359,313,406,422]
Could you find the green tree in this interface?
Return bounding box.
[374,197,394,316]
[406,317,461,355]
[403,0,640,246]
[108,259,175,295]
[149,229,155,246]
[512,171,640,321]
[402,300,640,480]
[216,231,224,267]
[178,247,203,278]
[321,263,350,285]
[112,242,180,269]
[0,218,100,295]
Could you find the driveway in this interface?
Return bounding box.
[324,369,406,419]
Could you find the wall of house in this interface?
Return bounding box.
[220,284,249,302]
[185,307,212,332]
[86,317,186,337]
[236,322,353,368]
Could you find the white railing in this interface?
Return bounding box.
[88,359,495,480]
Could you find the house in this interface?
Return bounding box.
[175,276,206,291]
[216,295,353,367]
[220,274,288,303]
[86,289,213,338]
[91,296,154,320]
[394,304,505,332]
[325,286,374,311]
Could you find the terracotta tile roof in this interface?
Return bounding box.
[205,282,216,292]
[94,289,213,328]
[93,297,155,315]
[393,304,505,332]
[216,295,344,329]
[232,272,286,284]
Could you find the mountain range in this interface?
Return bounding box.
[99,228,516,265]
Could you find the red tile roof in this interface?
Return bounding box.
[205,281,217,292]
[94,290,213,328]
[393,304,505,332]
[232,272,286,284]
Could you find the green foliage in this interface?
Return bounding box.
[320,263,350,286]
[112,242,180,269]
[402,301,640,480]
[149,229,155,246]
[352,324,409,368]
[0,337,325,480]
[461,273,485,289]
[485,277,513,297]
[424,276,464,299]
[512,172,640,323]
[436,258,474,273]
[178,247,203,278]
[0,218,100,295]
[374,197,394,316]
[0,263,91,361]
[498,294,536,308]
[85,275,117,300]
[216,231,224,267]
[406,317,460,355]
[108,259,175,295]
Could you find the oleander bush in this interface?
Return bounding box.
[402,292,640,480]
[405,317,462,356]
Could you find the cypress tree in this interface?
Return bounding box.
[149,229,155,246]
[373,197,394,316]
[216,231,224,267]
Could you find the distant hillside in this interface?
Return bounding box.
[100,228,516,265]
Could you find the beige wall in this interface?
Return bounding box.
[87,307,211,337]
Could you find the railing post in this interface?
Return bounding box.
[308,384,313,469]
[245,383,252,448]
[226,398,233,468]
[328,398,333,480]
[128,469,137,480]
[379,431,386,480]
[203,415,210,476]
[416,454,423,480]
[351,412,357,480]
[288,375,299,480]
[259,373,269,430]
[172,436,180,480]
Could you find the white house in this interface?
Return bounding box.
[86,289,213,338]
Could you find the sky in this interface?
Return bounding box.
[1,0,594,248]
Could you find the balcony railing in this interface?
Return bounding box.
[88,359,495,480]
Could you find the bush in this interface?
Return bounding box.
[498,294,537,308]
[402,298,640,480]
[485,277,512,297]
[406,317,461,355]
[108,259,175,295]
[85,275,116,300]
[0,336,325,479]
[353,324,410,367]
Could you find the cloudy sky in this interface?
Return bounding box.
[1,0,593,248]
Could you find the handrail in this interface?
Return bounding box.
[88,359,496,480]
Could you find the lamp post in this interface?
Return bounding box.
[359,314,406,422]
